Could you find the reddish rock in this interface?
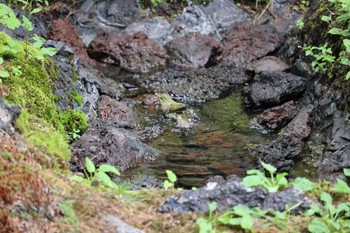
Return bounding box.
[165,33,222,69]
[88,31,168,73]
[256,101,298,130]
[221,22,281,67]
[246,56,290,73]
[48,19,90,62]
[97,95,136,128]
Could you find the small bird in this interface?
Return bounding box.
[156,93,186,112]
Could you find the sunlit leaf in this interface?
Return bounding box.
[165,170,177,183]
[85,157,96,173]
[99,164,121,176]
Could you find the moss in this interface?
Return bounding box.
[71,89,83,106]
[16,109,71,161]
[59,109,88,134]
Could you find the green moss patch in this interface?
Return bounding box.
[59,109,88,134]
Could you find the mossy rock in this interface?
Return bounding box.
[59,109,88,134]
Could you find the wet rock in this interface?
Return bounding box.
[0,97,20,133]
[48,19,90,62]
[256,101,298,131]
[71,126,159,172]
[221,23,282,67]
[246,56,290,74]
[327,114,350,151]
[318,143,350,182]
[97,95,136,128]
[243,71,307,110]
[102,215,144,233]
[88,32,168,73]
[47,41,99,119]
[128,175,163,190]
[140,66,249,103]
[138,126,164,142]
[252,105,314,172]
[165,33,222,69]
[159,178,313,214]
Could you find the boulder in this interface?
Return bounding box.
[0,97,20,133]
[71,126,159,172]
[88,32,168,73]
[221,23,281,67]
[243,71,307,110]
[246,56,290,74]
[165,32,222,69]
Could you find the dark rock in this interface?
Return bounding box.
[256,101,298,131]
[165,32,222,69]
[318,143,350,182]
[97,95,136,128]
[159,178,313,214]
[88,32,168,73]
[138,126,164,142]
[243,71,307,110]
[140,66,249,103]
[0,97,20,133]
[128,175,163,190]
[71,126,159,172]
[252,105,314,172]
[327,114,350,151]
[246,56,290,74]
[221,23,281,67]
[48,19,91,63]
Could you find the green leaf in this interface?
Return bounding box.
[39,47,58,57]
[163,180,173,189]
[344,168,350,176]
[208,202,217,213]
[0,57,3,65]
[95,171,112,186]
[308,218,331,233]
[291,177,317,192]
[321,15,331,23]
[241,214,254,230]
[165,170,177,183]
[261,161,277,175]
[0,70,9,78]
[329,27,348,36]
[332,178,350,193]
[71,175,84,183]
[196,218,214,233]
[98,164,121,176]
[85,157,96,174]
[242,175,264,187]
[346,72,350,81]
[31,7,42,15]
[21,15,33,31]
[31,35,45,48]
[321,192,334,214]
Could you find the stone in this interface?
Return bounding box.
[71,126,159,172]
[88,32,168,73]
[165,32,222,69]
[243,71,307,110]
[102,215,144,233]
[246,56,290,73]
[252,105,314,172]
[97,95,136,128]
[221,23,282,67]
[255,101,298,131]
[0,97,20,133]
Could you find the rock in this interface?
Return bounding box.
[48,19,90,62]
[252,105,314,172]
[97,95,136,128]
[102,215,144,233]
[128,175,163,190]
[318,143,350,182]
[246,56,290,73]
[243,71,307,110]
[71,126,159,172]
[140,66,249,103]
[138,126,164,142]
[255,101,298,131]
[159,177,313,214]
[221,23,281,67]
[165,32,222,69]
[88,32,168,73]
[0,97,20,133]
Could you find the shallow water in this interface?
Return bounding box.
[126,93,273,188]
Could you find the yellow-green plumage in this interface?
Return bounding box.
[156,93,186,112]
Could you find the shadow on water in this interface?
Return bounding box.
[125,93,274,188]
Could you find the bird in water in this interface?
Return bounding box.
[156,93,186,112]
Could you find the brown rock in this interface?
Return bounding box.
[88,31,168,73]
[246,56,290,73]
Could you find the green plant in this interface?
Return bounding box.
[71,157,121,188]
[59,109,88,136]
[242,162,288,192]
[291,177,318,192]
[296,18,305,29]
[60,200,79,227]
[305,192,350,233]
[304,43,336,73]
[163,170,177,189]
[68,128,81,141]
[196,202,217,233]
[332,168,350,194]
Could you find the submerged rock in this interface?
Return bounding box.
[165,32,222,69]
[71,126,159,172]
[252,105,314,172]
[243,71,307,111]
[221,23,281,67]
[159,176,313,214]
[88,31,168,73]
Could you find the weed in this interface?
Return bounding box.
[163,170,177,190]
[304,43,336,74]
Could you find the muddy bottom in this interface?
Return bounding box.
[125,93,273,188]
